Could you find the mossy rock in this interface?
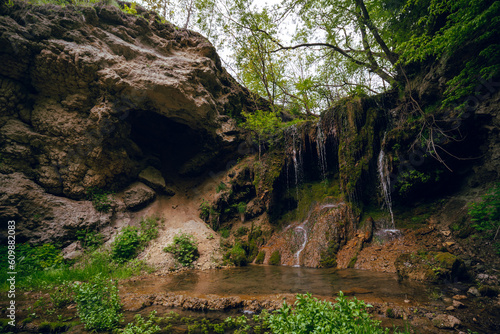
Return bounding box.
[395,251,468,283]
[269,250,281,265]
[255,251,265,264]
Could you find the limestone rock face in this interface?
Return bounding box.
[0,1,261,243]
[0,173,111,245]
[0,1,258,197]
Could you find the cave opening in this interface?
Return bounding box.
[128,110,207,178]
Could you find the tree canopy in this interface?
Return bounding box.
[140,0,499,114]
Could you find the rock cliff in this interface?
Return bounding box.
[0,1,260,244]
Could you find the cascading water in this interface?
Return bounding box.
[292,203,340,267]
[378,148,395,228]
[293,225,307,267]
[316,121,328,180]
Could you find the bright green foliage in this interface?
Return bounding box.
[255,250,265,264]
[225,243,248,266]
[395,170,431,196]
[73,274,123,331]
[397,0,500,106]
[199,200,211,221]
[469,184,500,239]
[269,250,281,265]
[76,229,104,251]
[241,109,283,139]
[112,217,161,262]
[112,226,141,262]
[120,311,161,334]
[86,187,113,213]
[123,2,138,15]
[50,281,74,308]
[164,233,200,267]
[17,243,63,271]
[265,293,392,334]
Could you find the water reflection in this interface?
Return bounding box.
[155,265,428,302]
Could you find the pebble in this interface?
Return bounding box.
[468,287,481,297]
[453,295,467,300]
[446,306,455,311]
[453,300,466,308]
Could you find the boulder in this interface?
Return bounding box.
[123,182,156,210]
[138,167,175,195]
[432,314,461,329]
[395,251,468,283]
[0,173,111,245]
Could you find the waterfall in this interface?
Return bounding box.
[293,225,307,267]
[378,148,395,228]
[316,121,328,180]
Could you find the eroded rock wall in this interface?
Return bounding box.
[0,1,260,243]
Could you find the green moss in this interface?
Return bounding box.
[269,250,281,265]
[225,243,247,266]
[255,251,266,264]
[319,240,339,268]
[347,256,358,268]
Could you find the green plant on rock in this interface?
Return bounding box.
[255,251,265,264]
[269,250,281,265]
[122,2,138,16]
[234,226,249,237]
[111,226,141,263]
[219,228,230,239]
[164,233,199,267]
[17,243,64,272]
[50,281,74,309]
[469,184,500,239]
[86,187,113,213]
[216,181,228,193]
[199,200,211,221]
[120,310,161,334]
[224,243,247,266]
[76,229,104,251]
[73,274,123,332]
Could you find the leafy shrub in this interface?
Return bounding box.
[139,216,160,243]
[236,202,247,214]
[112,226,141,263]
[112,217,161,263]
[269,250,281,265]
[86,187,113,213]
[73,274,123,331]
[17,243,64,272]
[76,230,103,251]
[164,233,199,267]
[219,228,230,238]
[255,251,265,264]
[234,226,249,237]
[120,311,161,334]
[469,184,500,239]
[122,2,137,15]
[216,181,227,193]
[265,293,393,334]
[225,243,247,266]
[50,281,74,308]
[199,200,211,221]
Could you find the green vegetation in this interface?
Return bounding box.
[255,250,266,264]
[120,311,161,334]
[112,217,160,263]
[265,293,403,333]
[164,233,200,267]
[216,181,228,193]
[86,187,113,213]
[219,227,231,238]
[73,274,123,331]
[269,250,281,265]
[235,226,249,237]
[469,184,500,239]
[76,229,104,251]
[224,243,248,266]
